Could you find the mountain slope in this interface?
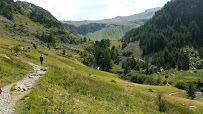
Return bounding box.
[122,0,203,70]
[15,1,57,20]
[123,0,203,54]
[1,32,203,114]
[0,0,80,45]
[62,7,161,41]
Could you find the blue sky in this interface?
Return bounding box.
[14,0,171,21]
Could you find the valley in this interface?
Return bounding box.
[0,0,203,113]
[62,7,161,41]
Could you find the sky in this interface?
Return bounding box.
[14,0,171,21]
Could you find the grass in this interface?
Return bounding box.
[151,69,203,85]
[1,34,203,113]
[15,45,203,113]
[0,36,32,87]
[110,63,124,73]
[13,14,44,29]
[110,40,122,50]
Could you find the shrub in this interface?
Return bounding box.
[157,93,167,112]
[62,50,66,55]
[33,43,37,49]
[156,76,161,85]
[144,76,156,85]
[130,75,138,83]
[197,79,201,90]
[187,83,196,99]
[175,81,187,90]
[123,51,133,57]
[200,87,203,92]
[111,80,116,83]
[14,46,20,53]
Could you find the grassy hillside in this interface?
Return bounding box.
[0,34,203,113]
[0,35,32,86]
[0,0,203,113]
[86,25,131,41]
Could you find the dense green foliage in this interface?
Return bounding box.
[122,0,203,70]
[0,0,14,20]
[151,48,190,70]
[122,57,152,75]
[187,83,196,99]
[175,81,187,90]
[29,11,63,28]
[124,0,203,53]
[89,39,120,71]
[94,39,112,71]
[80,51,96,68]
[199,48,203,59]
[122,51,133,57]
[130,75,157,85]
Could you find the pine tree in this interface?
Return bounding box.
[156,76,161,85]
[187,83,196,100]
[182,53,190,70]
[177,58,182,70]
[197,79,201,90]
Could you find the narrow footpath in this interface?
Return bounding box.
[0,63,47,114]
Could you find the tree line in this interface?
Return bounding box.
[122,0,203,70]
[151,48,189,70]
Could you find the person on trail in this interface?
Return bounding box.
[0,80,2,94]
[40,55,43,65]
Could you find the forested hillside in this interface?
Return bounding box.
[123,0,203,70]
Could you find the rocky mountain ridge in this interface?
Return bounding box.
[62,7,161,41]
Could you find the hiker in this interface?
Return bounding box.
[40,55,43,65]
[0,80,2,94]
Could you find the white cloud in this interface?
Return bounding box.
[14,0,170,21]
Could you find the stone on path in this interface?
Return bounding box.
[0,63,47,113]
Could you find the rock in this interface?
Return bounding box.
[188,106,196,108]
[15,84,28,92]
[148,89,153,92]
[160,67,164,72]
[43,97,51,104]
[28,75,33,78]
[0,54,10,59]
[23,88,28,91]
[193,70,197,73]
[188,106,195,108]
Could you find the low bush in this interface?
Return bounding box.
[175,81,187,90]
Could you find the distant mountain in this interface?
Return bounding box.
[15,1,57,20]
[62,7,161,41]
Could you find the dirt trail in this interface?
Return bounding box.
[0,63,47,114]
[168,90,185,96]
